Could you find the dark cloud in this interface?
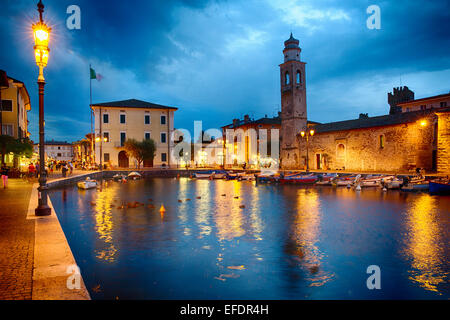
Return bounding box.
[1,0,449,142]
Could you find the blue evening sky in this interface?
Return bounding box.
[1,0,449,142]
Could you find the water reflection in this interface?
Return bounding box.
[403,194,448,293]
[93,183,117,262]
[248,183,263,242]
[177,177,191,236]
[49,179,450,299]
[285,189,334,288]
[194,180,212,238]
[214,180,245,241]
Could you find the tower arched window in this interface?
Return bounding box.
[296,70,301,84]
[285,72,290,85]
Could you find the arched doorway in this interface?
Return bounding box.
[118,151,129,168]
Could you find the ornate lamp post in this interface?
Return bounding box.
[33,0,52,216]
[299,128,315,173]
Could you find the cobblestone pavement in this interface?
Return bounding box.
[0,179,33,300]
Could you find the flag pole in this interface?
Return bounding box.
[90,64,94,166]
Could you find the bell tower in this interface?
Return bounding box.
[280,33,307,168]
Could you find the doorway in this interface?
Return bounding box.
[316,154,321,170]
[143,158,154,168]
[118,151,129,168]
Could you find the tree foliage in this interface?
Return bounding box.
[0,135,33,165]
[123,138,156,169]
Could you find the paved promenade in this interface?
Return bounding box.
[0,179,34,300]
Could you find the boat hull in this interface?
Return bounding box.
[429,181,450,195]
[77,181,97,190]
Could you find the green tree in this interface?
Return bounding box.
[123,138,156,169]
[139,139,156,166]
[0,135,33,165]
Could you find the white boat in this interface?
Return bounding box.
[77,177,97,190]
[385,178,403,189]
[212,172,227,179]
[128,172,142,180]
[360,175,394,187]
[193,172,213,179]
[332,174,361,187]
[237,172,255,181]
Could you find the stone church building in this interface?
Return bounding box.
[279,34,450,173]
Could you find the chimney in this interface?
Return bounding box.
[244,114,250,122]
[232,118,239,126]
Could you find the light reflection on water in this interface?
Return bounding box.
[403,194,448,293]
[50,178,450,299]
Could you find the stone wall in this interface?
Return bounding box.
[298,114,437,172]
[437,112,450,174]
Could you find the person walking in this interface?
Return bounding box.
[62,163,68,178]
[28,162,35,180]
[1,164,9,188]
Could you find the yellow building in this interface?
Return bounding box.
[1,75,31,166]
[92,99,177,168]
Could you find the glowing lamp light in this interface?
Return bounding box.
[95,137,100,142]
[420,120,427,127]
[300,131,305,137]
[32,22,51,68]
[310,129,315,136]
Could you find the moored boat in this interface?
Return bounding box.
[315,173,338,185]
[401,181,429,192]
[77,177,97,190]
[280,173,318,184]
[256,170,279,183]
[128,172,142,180]
[193,170,228,179]
[385,177,403,189]
[429,180,450,195]
[360,175,394,187]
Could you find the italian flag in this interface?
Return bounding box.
[90,67,103,81]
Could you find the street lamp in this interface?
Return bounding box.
[33,0,52,216]
[299,128,315,173]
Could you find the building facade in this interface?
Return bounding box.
[92,99,177,168]
[221,114,282,168]
[1,75,31,167]
[275,34,450,173]
[33,140,74,162]
[295,87,450,173]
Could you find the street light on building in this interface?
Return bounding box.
[299,128,315,173]
[32,0,52,216]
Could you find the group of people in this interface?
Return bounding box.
[46,160,74,177]
[26,160,74,179]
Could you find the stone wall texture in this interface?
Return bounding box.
[437,112,450,173]
[297,114,438,172]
